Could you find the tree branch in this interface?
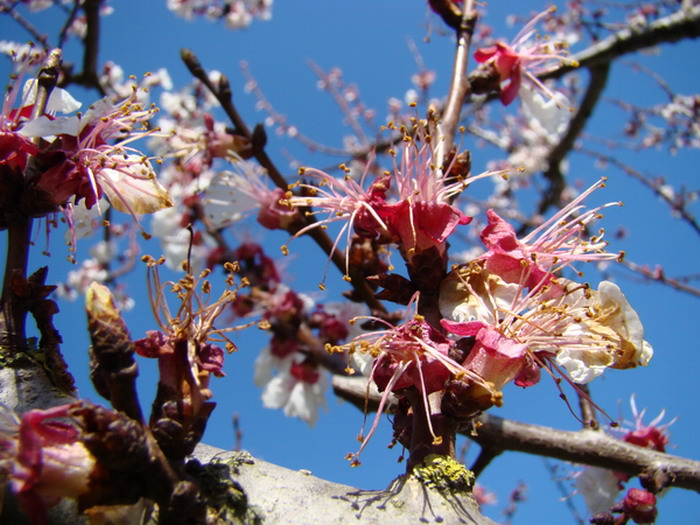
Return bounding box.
[578,147,700,239]
[436,2,476,168]
[77,0,103,92]
[472,413,700,493]
[332,375,700,493]
[539,5,700,82]
[0,3,50,50]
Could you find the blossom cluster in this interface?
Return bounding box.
[226,243,364,426]
[295,120,653,464]
[0,45,172,247]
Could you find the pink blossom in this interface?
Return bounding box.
[334,293,490,464]
[280,159,392,280]
[203,161,297,230]
[479,179,621,292]
[473,7,576,105]
[441,319,538,395]
[0,58,79,173]
[621,394,675,454]
[25,88,172,224]
[0,404,95,525]
[440,262,652,389]
[134,258,242,426]
[281,125,494,281]
[622,488,657,524]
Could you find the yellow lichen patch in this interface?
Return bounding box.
[411,454,474,495]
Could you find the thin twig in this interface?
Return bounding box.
[58,0,83,49]
[578,146,700,238]
[621,259,700,299]
[436,1,477,168]
[1,3,51,50]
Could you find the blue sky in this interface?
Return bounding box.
[2,1,699,523]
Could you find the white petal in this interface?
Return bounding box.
[598,281,644,343]
[65,197,110,241]
[150,207,181,238]
[18,115,80,138]
[576,467,621,514]
[22,79,82,114]
[261,375,292,410]
[639,340,653,366]
[203,171,259,229]
[555,350,608,384]
[519,84,571,136]
[283,381,325,427]
[101,161,173,215]
[47,86,82,113]
[254,347,276,387]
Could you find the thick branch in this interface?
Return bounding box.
[1,50,61,348]
[192,444,495,525]
[472,413,700,493]
[332,375,700,493]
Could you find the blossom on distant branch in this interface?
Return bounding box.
[167,0,273,29]
[259,355,328,427]
[203,158,298,230]
[576,395,674,517]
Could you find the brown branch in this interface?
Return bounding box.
[436,2,477,168]
[469,444,503,478]
[472,413,700,493]
[539,5,700,82]
[1,50,62,348]
[77,0,103,92]
[576,383,599,430]
[472,6,700,110]
[58,0,83,49]
[428,0,464,30]
[621,259,700,299]
[332,375,700,493]
[530,7,700,217]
